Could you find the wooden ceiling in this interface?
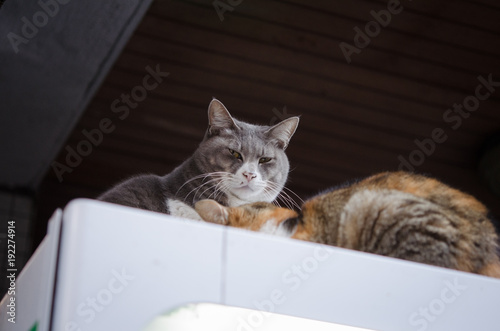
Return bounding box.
[36,0,500,244]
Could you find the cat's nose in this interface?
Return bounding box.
[242,171,257,182]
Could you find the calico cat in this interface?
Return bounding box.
[98,99,300,219]
[195,171,500,278]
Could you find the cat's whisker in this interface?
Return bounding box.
[277,192,296,210]
[279,190,302,210]
[264,180,302,210]
[216,183,230,201]
[184,177,221,198]
[192,183,218,204]
[176,171,230,194]
[184,177,224,203]
[262,184,295,210]
[281,186,304,205]
[264,190,282,208]
[277,190,300,210]
[201,179,228,202]
[200,178,225,195]
[276,184,302,209]
[264,193,278,207]
[196,179,229,202]
[176,172,231,196]
[212,180,231,202]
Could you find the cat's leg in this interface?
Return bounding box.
[167,199,204,221]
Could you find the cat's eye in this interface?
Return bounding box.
[229,149,242,160]
[259,157,272,164]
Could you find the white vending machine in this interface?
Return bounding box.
[1,199,500,331]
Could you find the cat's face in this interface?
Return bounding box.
[195,199,300,237]
[193,99,299,206]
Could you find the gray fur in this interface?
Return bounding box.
[98,99,299,215]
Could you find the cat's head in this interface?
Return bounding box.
[194,199,300,237]
[194,99,299,206]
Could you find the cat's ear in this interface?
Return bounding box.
[207,99,240,136]
[195,199,229,225]
[265,116,300,150]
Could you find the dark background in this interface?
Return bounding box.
[38,0,500,242]
[1,0,500,297]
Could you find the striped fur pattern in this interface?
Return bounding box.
[195,171,500,278]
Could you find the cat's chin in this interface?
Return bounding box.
[232,181,259,193]
[231,186,260,198]
[227,186,272,206]
[234,184,255,192]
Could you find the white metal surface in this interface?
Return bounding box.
[52,199,224,331]
[0,209,62,331]
[2,199,500,331]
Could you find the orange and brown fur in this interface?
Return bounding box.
[195,171,500,278]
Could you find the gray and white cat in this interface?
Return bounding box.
[98,99,300,220]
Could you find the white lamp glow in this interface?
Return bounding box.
[143,303,377,331]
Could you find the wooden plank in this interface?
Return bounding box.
[469,0,500,11]
[162,0,500,83]
[370,0,500,33]
[68,83,478,171]
[101,57,494,153]
[133,14,500,114]
[119,36,500,127]
[121,35,446,124]
[79,93,482,175]
[277,0,500,54]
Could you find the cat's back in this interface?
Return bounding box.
[305,171,490,227]
[338,189,498,273]
[359,171,489,218]
[98,174,168,213]
[299,171,500,276]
